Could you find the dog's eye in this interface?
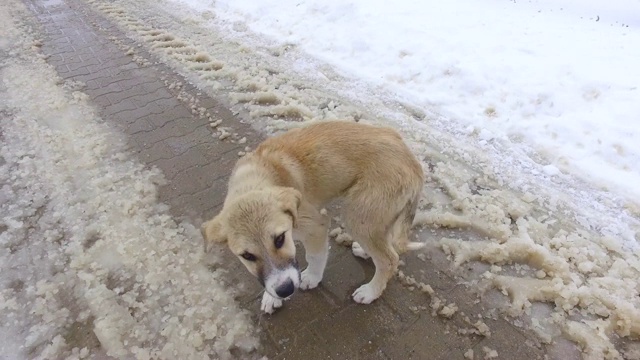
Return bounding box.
[240,252,257,261]
[274,232,286,249]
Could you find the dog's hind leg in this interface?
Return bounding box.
[296,201,330,290]
[391,193,425,254]
[344,178,425,304]
[350,191,424,259]
[350,229,399,304]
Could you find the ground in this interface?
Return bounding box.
[0,0,639,359]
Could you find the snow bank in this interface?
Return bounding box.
[0,1,257,358]
[181,0,640,205]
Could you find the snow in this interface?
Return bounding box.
[96,0,637,353]
[174,0,640,205]
[0,1,257,358]
[134,0,640,353]
[3,0,640,357]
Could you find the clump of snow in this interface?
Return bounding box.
[327,225,354,246]
[464,348,474,359]
[438,303,458,318]
[460,316,491,338]
[482,346,498,359]
[0,2,257,358]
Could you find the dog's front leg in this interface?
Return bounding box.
[300,242,328,289]
[261,292,283,314]
[297,204,329,290]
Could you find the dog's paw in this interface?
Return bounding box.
[352,284,382,304]
[300,269,322,290]
[260,292,283,314]
[351,242,370,259]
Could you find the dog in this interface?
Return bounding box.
[201,120,425,314]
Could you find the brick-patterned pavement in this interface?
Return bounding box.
[23,0,548,358]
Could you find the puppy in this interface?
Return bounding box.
[201,121,425,314]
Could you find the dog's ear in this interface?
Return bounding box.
[276,187,302,228]
[201,215,226,253]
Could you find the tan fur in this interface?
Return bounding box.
[201,120,425,313]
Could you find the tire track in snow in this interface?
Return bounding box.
[84,0,365,129]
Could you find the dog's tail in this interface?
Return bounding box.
[392,191,425,253]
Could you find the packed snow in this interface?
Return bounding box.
[0,1,257,358]
[177,0,640,206]
[3,0,640,358]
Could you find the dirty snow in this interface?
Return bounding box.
[4,0,640,357]
[178,0,640,206]
[86,0,640,356]
[0,1,257,359]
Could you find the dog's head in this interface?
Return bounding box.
[201,187,302,299]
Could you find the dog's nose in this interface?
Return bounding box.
[275,279,295,298]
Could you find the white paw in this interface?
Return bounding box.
[352,284,382,304]
[260,292,283,314]
[300,269,322,290]
[351,242,370,259]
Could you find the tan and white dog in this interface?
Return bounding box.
[201,121,425,313]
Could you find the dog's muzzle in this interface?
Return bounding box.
[275,279,295,298]
[265,260,300,299]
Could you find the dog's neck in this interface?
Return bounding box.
[226,160,274,200]
[225,151,302,203]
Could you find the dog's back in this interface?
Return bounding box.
[254,121,424,207]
